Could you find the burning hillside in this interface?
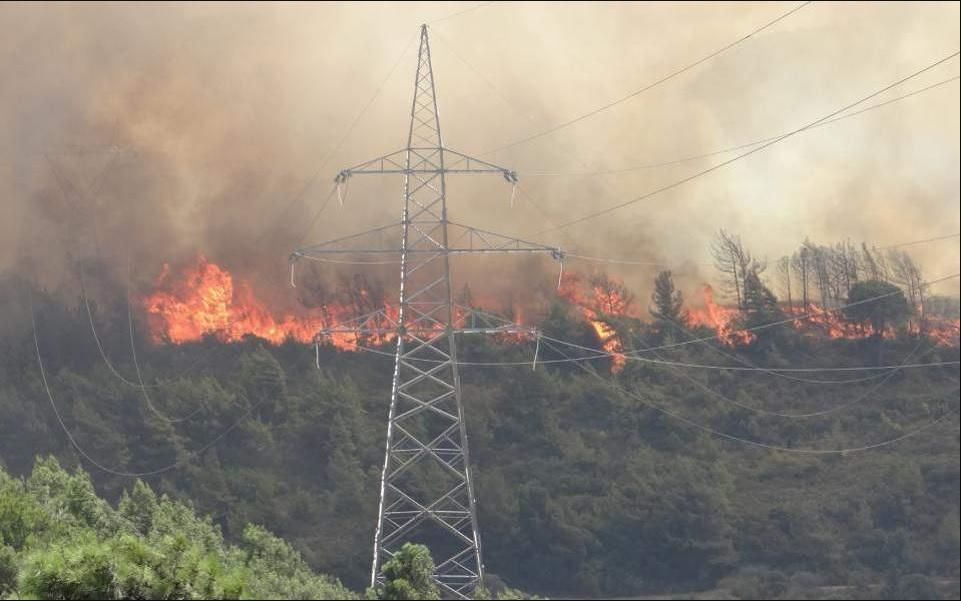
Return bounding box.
[687,285,757,346]
[141,256,959,362]
[143,255,321,346]
[557,274,633,372]
[687,284,960,347]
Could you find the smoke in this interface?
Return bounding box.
[2,1,958,314]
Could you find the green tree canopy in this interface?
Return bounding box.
[0,458,354,600]
[649,270,684,324]
[372,543,439,600]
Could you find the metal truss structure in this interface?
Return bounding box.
[290,25,562,599]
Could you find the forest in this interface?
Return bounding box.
[0,233,958,599]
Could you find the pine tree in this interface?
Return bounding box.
[372,543,439,600]
[649,270,684,324]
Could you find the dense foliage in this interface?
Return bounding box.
[372,543,440,600]
[0,457,353,599]
[0,272,958,599]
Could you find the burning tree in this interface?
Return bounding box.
[710,229,765,310]
[843,280,909,339]
[736,270,786,352]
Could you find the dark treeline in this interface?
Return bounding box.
[0,231,959,599]
[713,230,944,322]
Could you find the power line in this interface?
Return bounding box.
[375,272,957,365]
[558,231,960,271]
[293,184,338,248]
[74,262,208,424]
[880,232,961,250]
[296,253,401,265]
[125,266,206,424]
[540,334,957,376]
[79,268,162,390]
[326,272,961,377]
[481,2,813,155]
[325,273,961,370]
[258,33,419,246]
[51,143,226,405]
[540,337,958,455]
[434,31,957,269]
[564,249,713,268]
[428,1,496,25]
[623,272,961,354]
[535,50,961,235]
[488,272,961,374]
[30,292,269,478]
[632,338,932,419]
[346,336,959,375]
[521,75,961,176]
[645,312,892,385]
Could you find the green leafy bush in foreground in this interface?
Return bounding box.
[0,457,354,599]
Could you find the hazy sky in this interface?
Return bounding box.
[2,1,959,300]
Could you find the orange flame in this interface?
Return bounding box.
[557,274,630,372]
[687,285,756,346]
[141,256,518,350]
[142,255,318,345]
[142,257,958,359]
[922,317,961,347]
[688,285,960,348]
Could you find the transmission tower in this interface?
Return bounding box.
[290,24,563,599]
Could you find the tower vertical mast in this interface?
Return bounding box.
[371,24,484,596]
[291,24,562,600]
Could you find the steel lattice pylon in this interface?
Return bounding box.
[291,24,562,599]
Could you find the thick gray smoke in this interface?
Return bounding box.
[2,2,958,312]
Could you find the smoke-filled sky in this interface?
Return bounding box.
[2,1,959,304]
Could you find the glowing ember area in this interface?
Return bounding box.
[786,303,883,340]
[558,274,630,372]
[687,285,960,347]
[687,285,756,347]
[923,317,961,347]
[785,304,961,346]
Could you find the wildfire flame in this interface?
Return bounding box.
[687,285,960,348]
[922,317,961,347]
[142,257,958,360]
[687,285,756,347]
[558,274,630,372]
[141,255,513,351]
[143,254,353,347]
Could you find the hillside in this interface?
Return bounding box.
[0,272,958,599]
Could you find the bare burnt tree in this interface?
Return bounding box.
[711,229,765,310]
[775,255,793,312]
[297,261,338,310]
[340,272,385,316]
[860,243,886,281]
[589,273,634,315]
[830,240,861,299]
[791,247,812,309]
[801,240,834,308]
[887,249,925,331]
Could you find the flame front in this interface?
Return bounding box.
[142,257,958,358]
[558,274,630,372]
[142,255,321,345]
[687,285,756,346]
[687,285,960,347]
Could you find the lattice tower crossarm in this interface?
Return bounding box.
[291,24,562,599]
